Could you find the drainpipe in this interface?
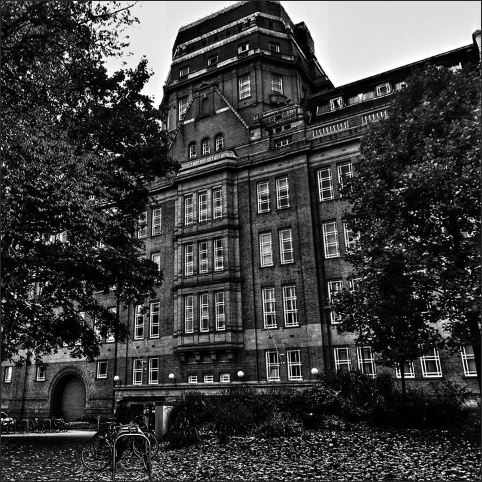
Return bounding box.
[112,295,120,414]
[20,351,32,418]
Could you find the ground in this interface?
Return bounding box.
[0,425,480,481]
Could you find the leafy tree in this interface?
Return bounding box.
[1,1,178,363]
[332,63,481,391]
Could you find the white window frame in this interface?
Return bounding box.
[328,280,343,324]
[36,365,46,381]
[133,359,143,385]
[106,307,116,343]
[357,347,376,378]
[215,291,226,331]
[134,305,145,340]
[213,238,224,271]
[185,295,194,333]
[220,373,231,383]
[148,358,159,385]
[199,293,209,332]
[420,349,443,378]
[184,243,194,276]
[317,168,334,201]
[178,96,189,119]
[279,228,294,264]
[151,253,161,272]
[212,188,223,219]
[238,74,251,99]
[238,42,249,54]
[461,345,477,377]
[269,41,280,53]
[330,97,344,110]
[4,366,12,383]
[395,361,416,379]
[376,82,392,96]
[257,181,270,213]
[96,361,107,379]
[184,195,194,225]
[188,375,198,384]
[271,73,283,94]
[262,287,277,329]
[149,302,160,338]
[337,162,353,190]
[259,232,273,267]
[322,221,340,258]
[198,241,208,274]
[215,135,224,152]
[287,349,302,380]
[343,222,358,251]
[179,65,189,78]
[276,177,289,209]
[201,138,211,156]
[334,347,351,371]
[283,285,298,327]
[204,374,214,383]
[189,143,197,159]
[266,351,280,381]
[198,191,208,222]
[207,54,218,66]
[151,208,162,236]
[137,211,147,239]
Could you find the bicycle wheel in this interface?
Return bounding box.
[81,446,112,472]
[132,432,158,459]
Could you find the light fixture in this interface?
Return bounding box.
[168,373,175,380]
[237,370,245,378]
[113,375,120,385]
[310,367,319,376]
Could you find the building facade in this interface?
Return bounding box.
[1,1,480,422]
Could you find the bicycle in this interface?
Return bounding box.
[132,424,160,458]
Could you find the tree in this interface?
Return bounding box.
[1,1,178,363]
[332,62,481,391]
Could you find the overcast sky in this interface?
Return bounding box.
[106,1,481,106]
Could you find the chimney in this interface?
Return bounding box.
[473,29,481,59]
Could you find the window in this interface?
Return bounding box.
[322,221,340,258]
[238,42,249,54]
[343,222,358,251]
[328,280,343,324]
[198,191,208,222]
[185,295,194,333]
[201,138,211,156]
[178,97,189,119]
[188,142,197,159]
[317,168,334,201]
[213,238,224,271]
[134,305,144,340]
[36,365,46,381]
[188,375,198,384]
[3,366,12,383]
[287,350,302,380]
[238,74,251,99]
[96,361,108,379]
[271,74,283,94]
[334,347,351,371]
[259,232,273,267]
[204,374,214,383]
[330,97,344,110]
[207,54,218,66]
[420,349,442,378]
[283,286,298,327]
[198,241,208,274]
[266,351,280,381]
[257,181,270,213]
[461,346,477,377]
[357,347,376,377]
[149,302,160,338]
[279,229,294,264]
[184,243,194,276]
[106,307,116,343]
[269,41,280,52]
[348,278,360,292]
[179,65,189,78]
[215,291,226,331]
[337,162,353,190]
[274,137,291,148]
[137,211,147,238]
[184,195,194,225]
[212,188,223,219]
[148,358,159,384]
[215,135,224,152]
[395,361,415,379]
[276,177,289,209]
[151,253,161,272]
[376,83,391,96]
[199,293,209,332]
[151,208,162,236]
[262,287,277,328]
[220,373,231,383]
[133,359,143,385]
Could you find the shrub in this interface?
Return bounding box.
[256,410,302,439]
[212,398,255,444]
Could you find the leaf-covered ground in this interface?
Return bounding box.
[1,425,480,481]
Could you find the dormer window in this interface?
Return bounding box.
[179,66,189,78]
[376,83,392,96]
[238,42,249,54]
[201,138,211,156]
[330,97,344,111]
[188,142,197,159]
[207,54,218,67]
[215,134,224,152]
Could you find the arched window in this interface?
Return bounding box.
[215,134,224,152]
[201,138,211,156]
[188,142,197,159]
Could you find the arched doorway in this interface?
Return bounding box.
[51,374,86,421]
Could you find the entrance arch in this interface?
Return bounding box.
[51,374,86,421]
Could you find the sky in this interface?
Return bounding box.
[105,1,481,107]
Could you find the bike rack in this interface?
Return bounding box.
[111,425,151,482]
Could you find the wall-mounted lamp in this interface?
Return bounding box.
[113,375,120,386]
[310,367,319,377]
[237,370,245,379]
[168,373,175,381]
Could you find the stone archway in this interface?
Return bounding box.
[51,373,86,421]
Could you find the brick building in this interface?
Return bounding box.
[1,1,480,422]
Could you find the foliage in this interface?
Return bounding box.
[255,410,302,439]
[332,62,481,388]
[212,398,256,444]
[1,1,178,362]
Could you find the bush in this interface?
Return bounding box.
[212,398,255,444]
[256,410,301,439]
